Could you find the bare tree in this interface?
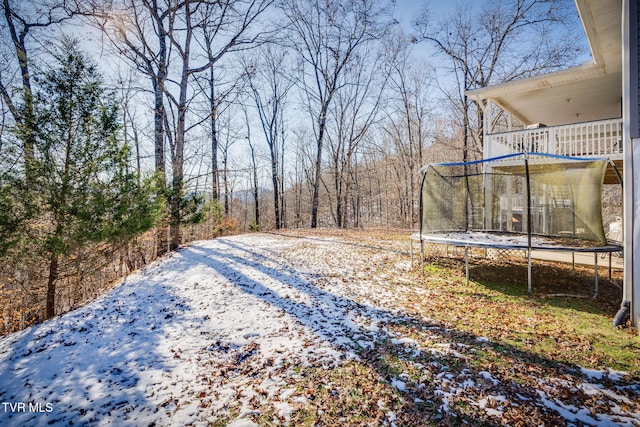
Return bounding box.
[243,45,294,229]
[216,105,242,216]
[326,41,389,228]
[86,0,174,208]
[115,68,147,181]
[414,0,583,161]
[242,103,260,229]
[196,0,276,205]
[94,0,175,253]
[282,0,393,228]
[170,0,276,246]
[283,127,314,228]
[379,33,434,227]
[102,0,274,248]
[0,0,79,179]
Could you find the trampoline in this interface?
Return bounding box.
[410,152,623,296]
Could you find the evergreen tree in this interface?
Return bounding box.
[19,37,161,319]
[0,174,26,257]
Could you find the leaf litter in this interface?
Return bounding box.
[0,230,638,426]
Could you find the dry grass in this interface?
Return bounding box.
[263,228,639,426]
[3,227,638,425]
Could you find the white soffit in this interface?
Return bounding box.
[466,0,622,126]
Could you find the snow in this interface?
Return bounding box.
[391,377,407,392]
[478,371,500,386]
[0,232,638,426]
[0,234,397,425]
[580,367,629,382]
[536,389,638,427]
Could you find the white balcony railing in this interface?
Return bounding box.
[485,118,623,159]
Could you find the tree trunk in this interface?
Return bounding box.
[46,252,59,319]
[245,108,260,229]
[152,50,167,256]
[3,0,35,179]
[210,66,220,202]
[271,153,281,229]
[311,103,329,228]
[154,84,166,183]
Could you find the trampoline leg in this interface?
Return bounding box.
[410,239,413,267]
[420,239,424,274]
[465,246,469,286]
[593,253,599,298]
[527,249,532,294]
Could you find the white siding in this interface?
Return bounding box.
[623,0,640,329]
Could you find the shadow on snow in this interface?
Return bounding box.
[174,237,638,425]
[0,234,636,426]
[0,261,193,426]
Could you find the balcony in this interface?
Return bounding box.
[485,118,623,161]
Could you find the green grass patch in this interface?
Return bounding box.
[412,256,639,375]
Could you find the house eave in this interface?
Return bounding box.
[466,63,606,103]
[464,0,621,127]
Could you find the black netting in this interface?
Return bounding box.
[419,153,608,244]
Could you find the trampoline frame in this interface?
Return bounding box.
[409,231,622,297]
[412,152,623,297]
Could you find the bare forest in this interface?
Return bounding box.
[0,0,585,332]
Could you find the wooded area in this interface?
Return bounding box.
[0,0,583,331]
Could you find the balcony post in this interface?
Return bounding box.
[484,99,492,159]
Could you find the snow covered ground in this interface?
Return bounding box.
[0,232,638,426]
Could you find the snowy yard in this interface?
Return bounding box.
[0,231,638,426]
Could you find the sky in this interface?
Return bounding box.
[2,0,591,195]
[394,0,454,26]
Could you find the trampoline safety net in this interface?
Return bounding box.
[419,152,609,245]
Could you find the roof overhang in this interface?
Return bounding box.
[466,0,622,127]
